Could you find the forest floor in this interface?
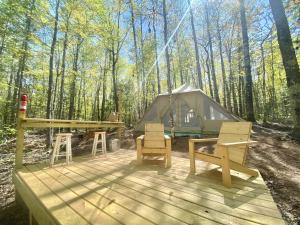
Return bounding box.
[0,125,299,225]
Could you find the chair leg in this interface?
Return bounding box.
[222,165,232,188]
[188,140,196,174]
[166,152,171,168]
[221,146,232,188]
[136,140,142,164]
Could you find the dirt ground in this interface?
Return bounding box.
[0,125,299,225]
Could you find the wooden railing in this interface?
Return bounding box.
[15,111,124,169]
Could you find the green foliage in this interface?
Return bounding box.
[0,126,17,144]
[0,0,299,129]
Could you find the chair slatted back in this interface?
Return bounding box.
[144,123,165,148]
[215,122,252,165]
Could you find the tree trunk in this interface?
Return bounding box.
[47,0,60,120]
[83,78,87,120]
[228,48,238,115]
[175,37,184,85]
[76,77,83,119]
[216,15,227,108]
[239,0,255,122]
[162,0,174,128]
[188,0,202,89]
[152,8,161,93]
[205,3,220,103]
[111,48,119,112]
[0,34,5,56]
[129,0,141,117]
[204,48,214,99]
[270,32,277,120]
[162,0,172,94]
[11,0,35,124]
[58,14,70,119]
[68,36,82,120]
[171,51,177,88]
[100,52,108,120]
[260,44,267,123]
[269,0,300,137]
[3,60,15,124]
[237,45,244,117]
[46,0,60,146]
[52,53,60,117]
[139,14,146,110]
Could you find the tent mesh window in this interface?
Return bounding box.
[162,107,176,128]
[180,103,200,128]
[208,104,230,120]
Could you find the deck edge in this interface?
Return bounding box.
[13,171,60,225]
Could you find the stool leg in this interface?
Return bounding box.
[66,137,71,164]
[67,136,72,162]
[100,133,104,154]
[51,136,61,167]
[92,134,98,156]
[103,133,107,156]
[56,137,62,161]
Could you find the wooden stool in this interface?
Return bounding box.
[50,133,72,166]
[92,132,107,156]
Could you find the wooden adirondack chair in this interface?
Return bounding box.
[136,123,172,168]
[189,122,258,187]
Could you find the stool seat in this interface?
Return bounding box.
[56,133,72,136]
[92,132,107,156]
[50,133,72,166]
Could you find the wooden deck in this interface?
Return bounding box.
[13,149,284,225]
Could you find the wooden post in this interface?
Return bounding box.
[15,111,25,169]
[15,94,27,169]
[117,126,124,139]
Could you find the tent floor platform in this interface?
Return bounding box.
[13,149,284,225]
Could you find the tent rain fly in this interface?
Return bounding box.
[135,84,239,134]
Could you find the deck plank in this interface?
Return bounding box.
[15,168,89,225]
[75,157,284,224]
[14,149,285,225]
[86,157,279,211]
[87,153,274,200]
[36,165,189,225]
[63,164,227,225]
[72,163,258,225]
[26,165,122,225]
[32,165,156,225]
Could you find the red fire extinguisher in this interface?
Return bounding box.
[20,94,28,112]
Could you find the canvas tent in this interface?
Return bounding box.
[135,84,239,134]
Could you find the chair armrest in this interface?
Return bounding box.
[218,141,257,147]
[189,138,219,143]
[137,135,144,140]
[136,135,144,150]
[164,135,171,140]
